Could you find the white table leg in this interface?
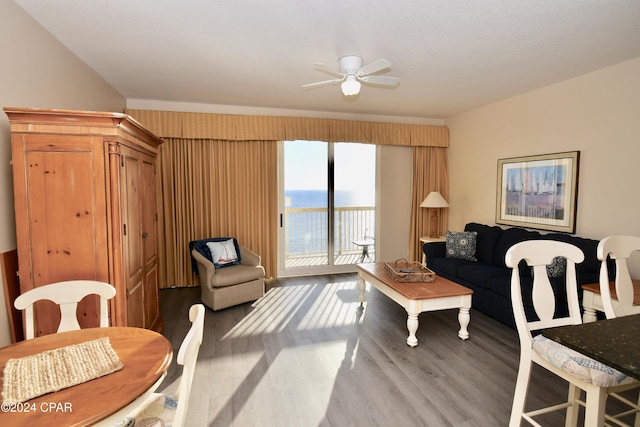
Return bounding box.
[406,312,419,347]
[458,307,470,340]
[583,307,598,323]
[358,275,366,305]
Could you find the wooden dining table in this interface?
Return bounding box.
[0,327,172,427]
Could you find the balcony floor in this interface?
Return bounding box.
[284,250,375,268]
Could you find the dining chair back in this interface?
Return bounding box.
[114,303,205,427]
[506,240,639,427]
[173,303,206,426]
[14,280,116,339]
[597,235,640,318]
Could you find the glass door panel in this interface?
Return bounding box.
[283,140,328,270]
[333,143,376,265]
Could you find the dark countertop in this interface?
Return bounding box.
[543,314,640,380]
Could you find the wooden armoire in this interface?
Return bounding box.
[5,107,164,337]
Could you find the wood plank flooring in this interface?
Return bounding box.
[157,273,635,426]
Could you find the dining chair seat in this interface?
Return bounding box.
[532,334,632,387]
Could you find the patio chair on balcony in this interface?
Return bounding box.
[189,238,265,311]
[352,228,375,263]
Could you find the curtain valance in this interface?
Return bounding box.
[126,109,449,147]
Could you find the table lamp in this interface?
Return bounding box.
[420,191,449,238]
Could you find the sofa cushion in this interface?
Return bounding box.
[493,227,541,267]
[541,233,600,275]
[210,264,265,288]
[464,222,503,265]
[457,264,506,289]
[432,256,476,277]
[446,230,478,261]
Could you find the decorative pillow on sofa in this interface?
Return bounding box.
[206,238,240,268]
[446,230,478,261]
[546,256,566,277]
[530,256,567,279]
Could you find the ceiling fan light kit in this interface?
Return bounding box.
[341,75,362,96]
[303,55,400,96]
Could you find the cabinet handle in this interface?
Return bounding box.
[142,232,149,238]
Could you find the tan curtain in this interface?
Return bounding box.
[409,147,449,262]
[126,109,449,147]
[157,137,278,288]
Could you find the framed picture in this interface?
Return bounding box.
[496,151,580,233]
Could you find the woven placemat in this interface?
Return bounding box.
[2,337,123,404]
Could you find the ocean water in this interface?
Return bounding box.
[285,189,371,208]
[284,189,375,255]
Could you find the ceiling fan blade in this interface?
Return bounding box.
[302,77,344,90]
[358,59,392,76]
[358,75,400,86]
[312,63,344,77]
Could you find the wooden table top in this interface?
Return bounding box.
[582,279,640,304]
[0,327,172,426]
[357,262,473,300]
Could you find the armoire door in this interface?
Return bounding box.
[12,134,109,336]
[122,149,160,329]
[141,160,160,329]
[123,153,145,328]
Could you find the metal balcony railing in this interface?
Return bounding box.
[284,206,375,259]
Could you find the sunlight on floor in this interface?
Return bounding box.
[222,277,364,339]
[213,277,366,425]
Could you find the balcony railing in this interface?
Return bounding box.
[284,206,375,266]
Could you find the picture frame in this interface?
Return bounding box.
[496,151,580,233]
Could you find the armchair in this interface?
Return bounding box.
[190,238,265,311]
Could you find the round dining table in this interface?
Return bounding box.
[0,327,172,426]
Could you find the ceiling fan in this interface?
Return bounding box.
[302,56,400,96]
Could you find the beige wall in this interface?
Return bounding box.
[0,2,125,346]
[446,57,640,271]
[377,145,413,262]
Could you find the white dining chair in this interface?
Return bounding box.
[111,303,205,427]
[506,240,640,427]
[598,235,640,427]
[14,280,116,339]
[597,235,640,319]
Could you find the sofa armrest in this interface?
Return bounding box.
[423,241,446,269]
[239,245,262,267]
[192,248,216,279]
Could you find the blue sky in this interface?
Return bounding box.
[284,140,376,193]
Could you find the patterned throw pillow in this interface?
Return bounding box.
[546,256,566,277]
[531,256,567,278]
[446,230,478,261]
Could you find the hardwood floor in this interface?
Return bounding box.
[157,273,633,426]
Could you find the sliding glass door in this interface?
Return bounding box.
[278,140,376,276]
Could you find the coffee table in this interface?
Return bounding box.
[357,262,473,347]
[581,279,640,322]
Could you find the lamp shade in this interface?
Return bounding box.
[420,191,449,208]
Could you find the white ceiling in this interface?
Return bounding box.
[15,0,640,119]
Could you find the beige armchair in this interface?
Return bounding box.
[190,238,265,311]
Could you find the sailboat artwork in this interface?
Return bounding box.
[496,151,580,233]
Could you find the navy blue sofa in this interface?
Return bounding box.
[423,222,603,328]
